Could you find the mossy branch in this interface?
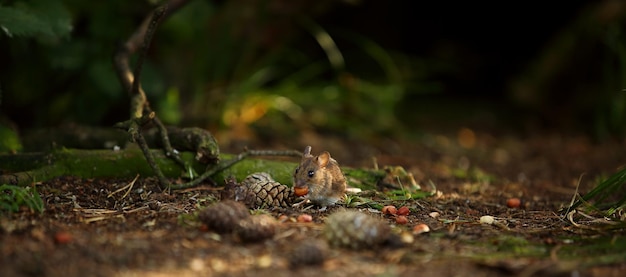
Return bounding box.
[0,149,383,191]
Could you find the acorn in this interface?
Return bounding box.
[235,214,278,243]
[323,210,391,249]
[197,200,250,233]
[222,173,296,208]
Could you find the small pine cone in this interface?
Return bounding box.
[323,210,391,249]
[288,239,328,267]
[220,176,239,200]
[198,200,250,233]
[225,172,295,208]
[235,214,277,243]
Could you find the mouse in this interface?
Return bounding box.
[293,146,347,207]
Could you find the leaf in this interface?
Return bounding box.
[0,0,72,40]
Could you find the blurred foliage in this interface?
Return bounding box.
[596,22,626,139]
[0,0,430,142]
[0,0,72,40]
[1,0,626,142]
[0,123,22,153]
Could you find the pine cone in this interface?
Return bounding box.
[198,200,250,233]
[235,214,278,243]
[223,172,295,208]
[288,239,328,267]
[323,210,391,249]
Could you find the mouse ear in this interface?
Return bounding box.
[317,151,330,167]
[303,146,312,157]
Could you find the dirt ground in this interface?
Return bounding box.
[1,130,626,277]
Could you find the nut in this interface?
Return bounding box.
[382,205,398,215]
[294,186,309,197]
[397,206,410,216]
[395,215,409,225]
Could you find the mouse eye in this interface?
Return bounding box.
[307,170,315,177]
[295,167,299,174]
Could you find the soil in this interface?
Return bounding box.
[1,130,626,277]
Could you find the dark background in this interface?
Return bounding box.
[1,0,624,141]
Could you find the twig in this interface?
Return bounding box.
[113,1,190,189]
[167,148,303,190]
[562,173,586,219]
[107,174,140,199]
[131,6,166,105]
[112,0,303,191]
[245,149,303,157]
[135,129,170,189]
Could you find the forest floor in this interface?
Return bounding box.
[1,129,626,277]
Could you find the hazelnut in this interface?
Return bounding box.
[506,198,521,208]
[382,205,398,215]
[395,215,409,225]
[294,187,309,197]
[54,231,73,244]
[297,214,313,223]
[397,206,410,216]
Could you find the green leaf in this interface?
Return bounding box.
[0,0,72,40]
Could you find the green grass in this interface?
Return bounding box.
[568,167,626,217]
[0,184,44,213]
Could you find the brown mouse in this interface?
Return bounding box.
[293,146,347,207]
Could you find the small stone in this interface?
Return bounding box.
[480,215,495,225]
[412,223,430,235]
[429,211,440,218]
